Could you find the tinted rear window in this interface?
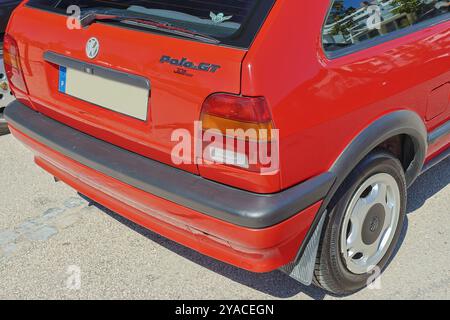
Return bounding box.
[26,0,275,48]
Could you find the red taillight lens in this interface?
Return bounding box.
[201,94,274,141]
[3,34,28,94]
[202,94,272,123]
[200,94,278,173]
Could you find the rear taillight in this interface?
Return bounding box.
[3,34,28,94]
[200,94,278,173]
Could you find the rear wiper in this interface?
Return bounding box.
[120,19,221,44]
[78,10,221,45]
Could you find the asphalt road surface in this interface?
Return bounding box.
[0,133,449,300]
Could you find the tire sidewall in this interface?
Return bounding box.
[325,152,407,293]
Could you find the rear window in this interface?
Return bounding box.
[26,0,275,48]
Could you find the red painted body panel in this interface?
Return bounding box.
[7,4,280,192]
[241,1,450,189]
[4,1,449,272]
[9,125,319,272]
[7,2,450,195]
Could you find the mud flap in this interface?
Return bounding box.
[279,211,327,285]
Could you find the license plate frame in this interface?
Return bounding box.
[52,53,150,121]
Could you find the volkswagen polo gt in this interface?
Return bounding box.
[3,0,449,295]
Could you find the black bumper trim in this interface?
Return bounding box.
[5,101,335,229]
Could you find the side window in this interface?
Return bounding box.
[323,0,450,56]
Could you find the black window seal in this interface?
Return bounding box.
[321,0,450,60]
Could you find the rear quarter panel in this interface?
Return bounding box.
[242,0,450,189]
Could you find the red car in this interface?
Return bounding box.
[3,0,449,295]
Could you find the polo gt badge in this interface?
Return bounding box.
[160,55,221,74]
[86,37,100,59]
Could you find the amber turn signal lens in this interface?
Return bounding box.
[201,94,275,141]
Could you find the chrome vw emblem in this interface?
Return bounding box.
[86,37,100,59]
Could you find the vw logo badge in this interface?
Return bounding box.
[86,37,100,59]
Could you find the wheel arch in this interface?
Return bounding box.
[283,110,428,284]
[331,110,428,189]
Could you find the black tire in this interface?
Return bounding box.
[313,150,407,295]
[0,108,9,135]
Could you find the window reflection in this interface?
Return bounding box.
[323,0,450,53]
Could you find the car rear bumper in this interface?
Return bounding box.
[5,101,334,272]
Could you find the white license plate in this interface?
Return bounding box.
[59,66,149,121]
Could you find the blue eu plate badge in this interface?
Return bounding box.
[59,66,67,93]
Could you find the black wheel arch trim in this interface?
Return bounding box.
[293,110,428,263]
[331,110,428,189]
[428,120,450,146]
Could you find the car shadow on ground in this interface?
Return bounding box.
[390,157,449,269]
[406,158,449,214]
[83,158,449,300]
